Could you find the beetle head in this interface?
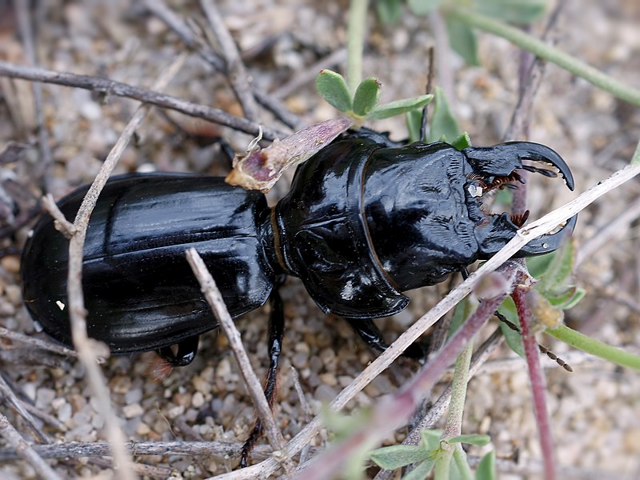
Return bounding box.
[463,142,576,258]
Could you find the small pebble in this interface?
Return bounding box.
[123,403,144,418]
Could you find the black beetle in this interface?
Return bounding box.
[20,129,575,464]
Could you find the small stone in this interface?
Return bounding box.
[57,403,72,424]
[192,391,205,408]
[4,284,22,304]
[314,384,337,403]
[125,388,143,404]
[136,422,151,436]
[318,373,337,387]
[35,388,56,410]
[166,405,185,419]
[123,403,144,419]
[623,427,640,453]
[0,255,20,274]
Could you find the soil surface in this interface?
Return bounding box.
[0,1,639,479]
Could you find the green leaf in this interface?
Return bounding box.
[316,69,353,112]
[558,287,585,310]
[452,446,474,480]
[475,450,496,480]
[475,0,546,25]
[376,0,403,24]
[546,286,579,308]
[321,406,370,439]
[370,445,429,469]
[407,0,442,16]
[498,299,525,358]
[450,132,472,150]
[429,87,461,143]
[547,324,640,371]
[448,434,491,446]
[402,458,436,480]
[367,94,433,120]
[631,140,640,166]
[526,251,556,279]
[444,16,480,66]
[536,239,575,293]
[353,77,382,116]
[421,429,444,450]
[406,109,423,143]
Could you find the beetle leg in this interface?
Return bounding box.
[464,142,574,190]
[156,335,199,367]
[344,318,425,360]
[240,284,285,468]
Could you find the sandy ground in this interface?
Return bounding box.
[0,1,639,479]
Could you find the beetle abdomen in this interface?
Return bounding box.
[21,174,275,354]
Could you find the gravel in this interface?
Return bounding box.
[0,1,639,479]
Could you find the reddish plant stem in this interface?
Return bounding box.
[294,270,516,480]
[512,282,556,480]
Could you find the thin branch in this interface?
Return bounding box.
[0,413,61,480]
[15,0,54,185]
[0,326,78,358]
[0,440,319,462]
[62,54,188,480]
[0,61,285,141]
[143,0,301,130]
[346,0,369,93]
[503,1,566,143]
[185,249,289,471]
[576,195,640,267]
[0,373,49,444]
[42,194,76,237]
[208,151,640,480]
[289,366,313,465]
[271,48,347,100]
[200,0,259,122]
[513,283,556,480]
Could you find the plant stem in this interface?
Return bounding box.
[443,341,474,440]
[546,325,640,371]
[446,6,640,106]
[347,0,369,93]
[436,338,474,479]
[512,284,556,480]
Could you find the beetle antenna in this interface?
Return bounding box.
[460,269,572,372]
[494,311,573,372]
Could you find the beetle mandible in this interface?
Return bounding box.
[20,128,576,463]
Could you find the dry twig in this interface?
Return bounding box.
[0,61,285,141]
[15,0,54,184]
[0,412,61,480]
[200,0,260,122]
[142,0,301,130]
[0,327,77,358]
[185,248,290,472]
[53,54,189,480]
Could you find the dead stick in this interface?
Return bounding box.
[0,327,77,358]
[200,0,260,122]
[15,0,54,184]
[0,412,61,480]
[0,60,284,141]
[60,54,188,480]
[142,0,301,130]
[185,248,290,472]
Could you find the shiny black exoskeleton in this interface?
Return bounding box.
[20,130,575,464]
[21,130,575,360]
